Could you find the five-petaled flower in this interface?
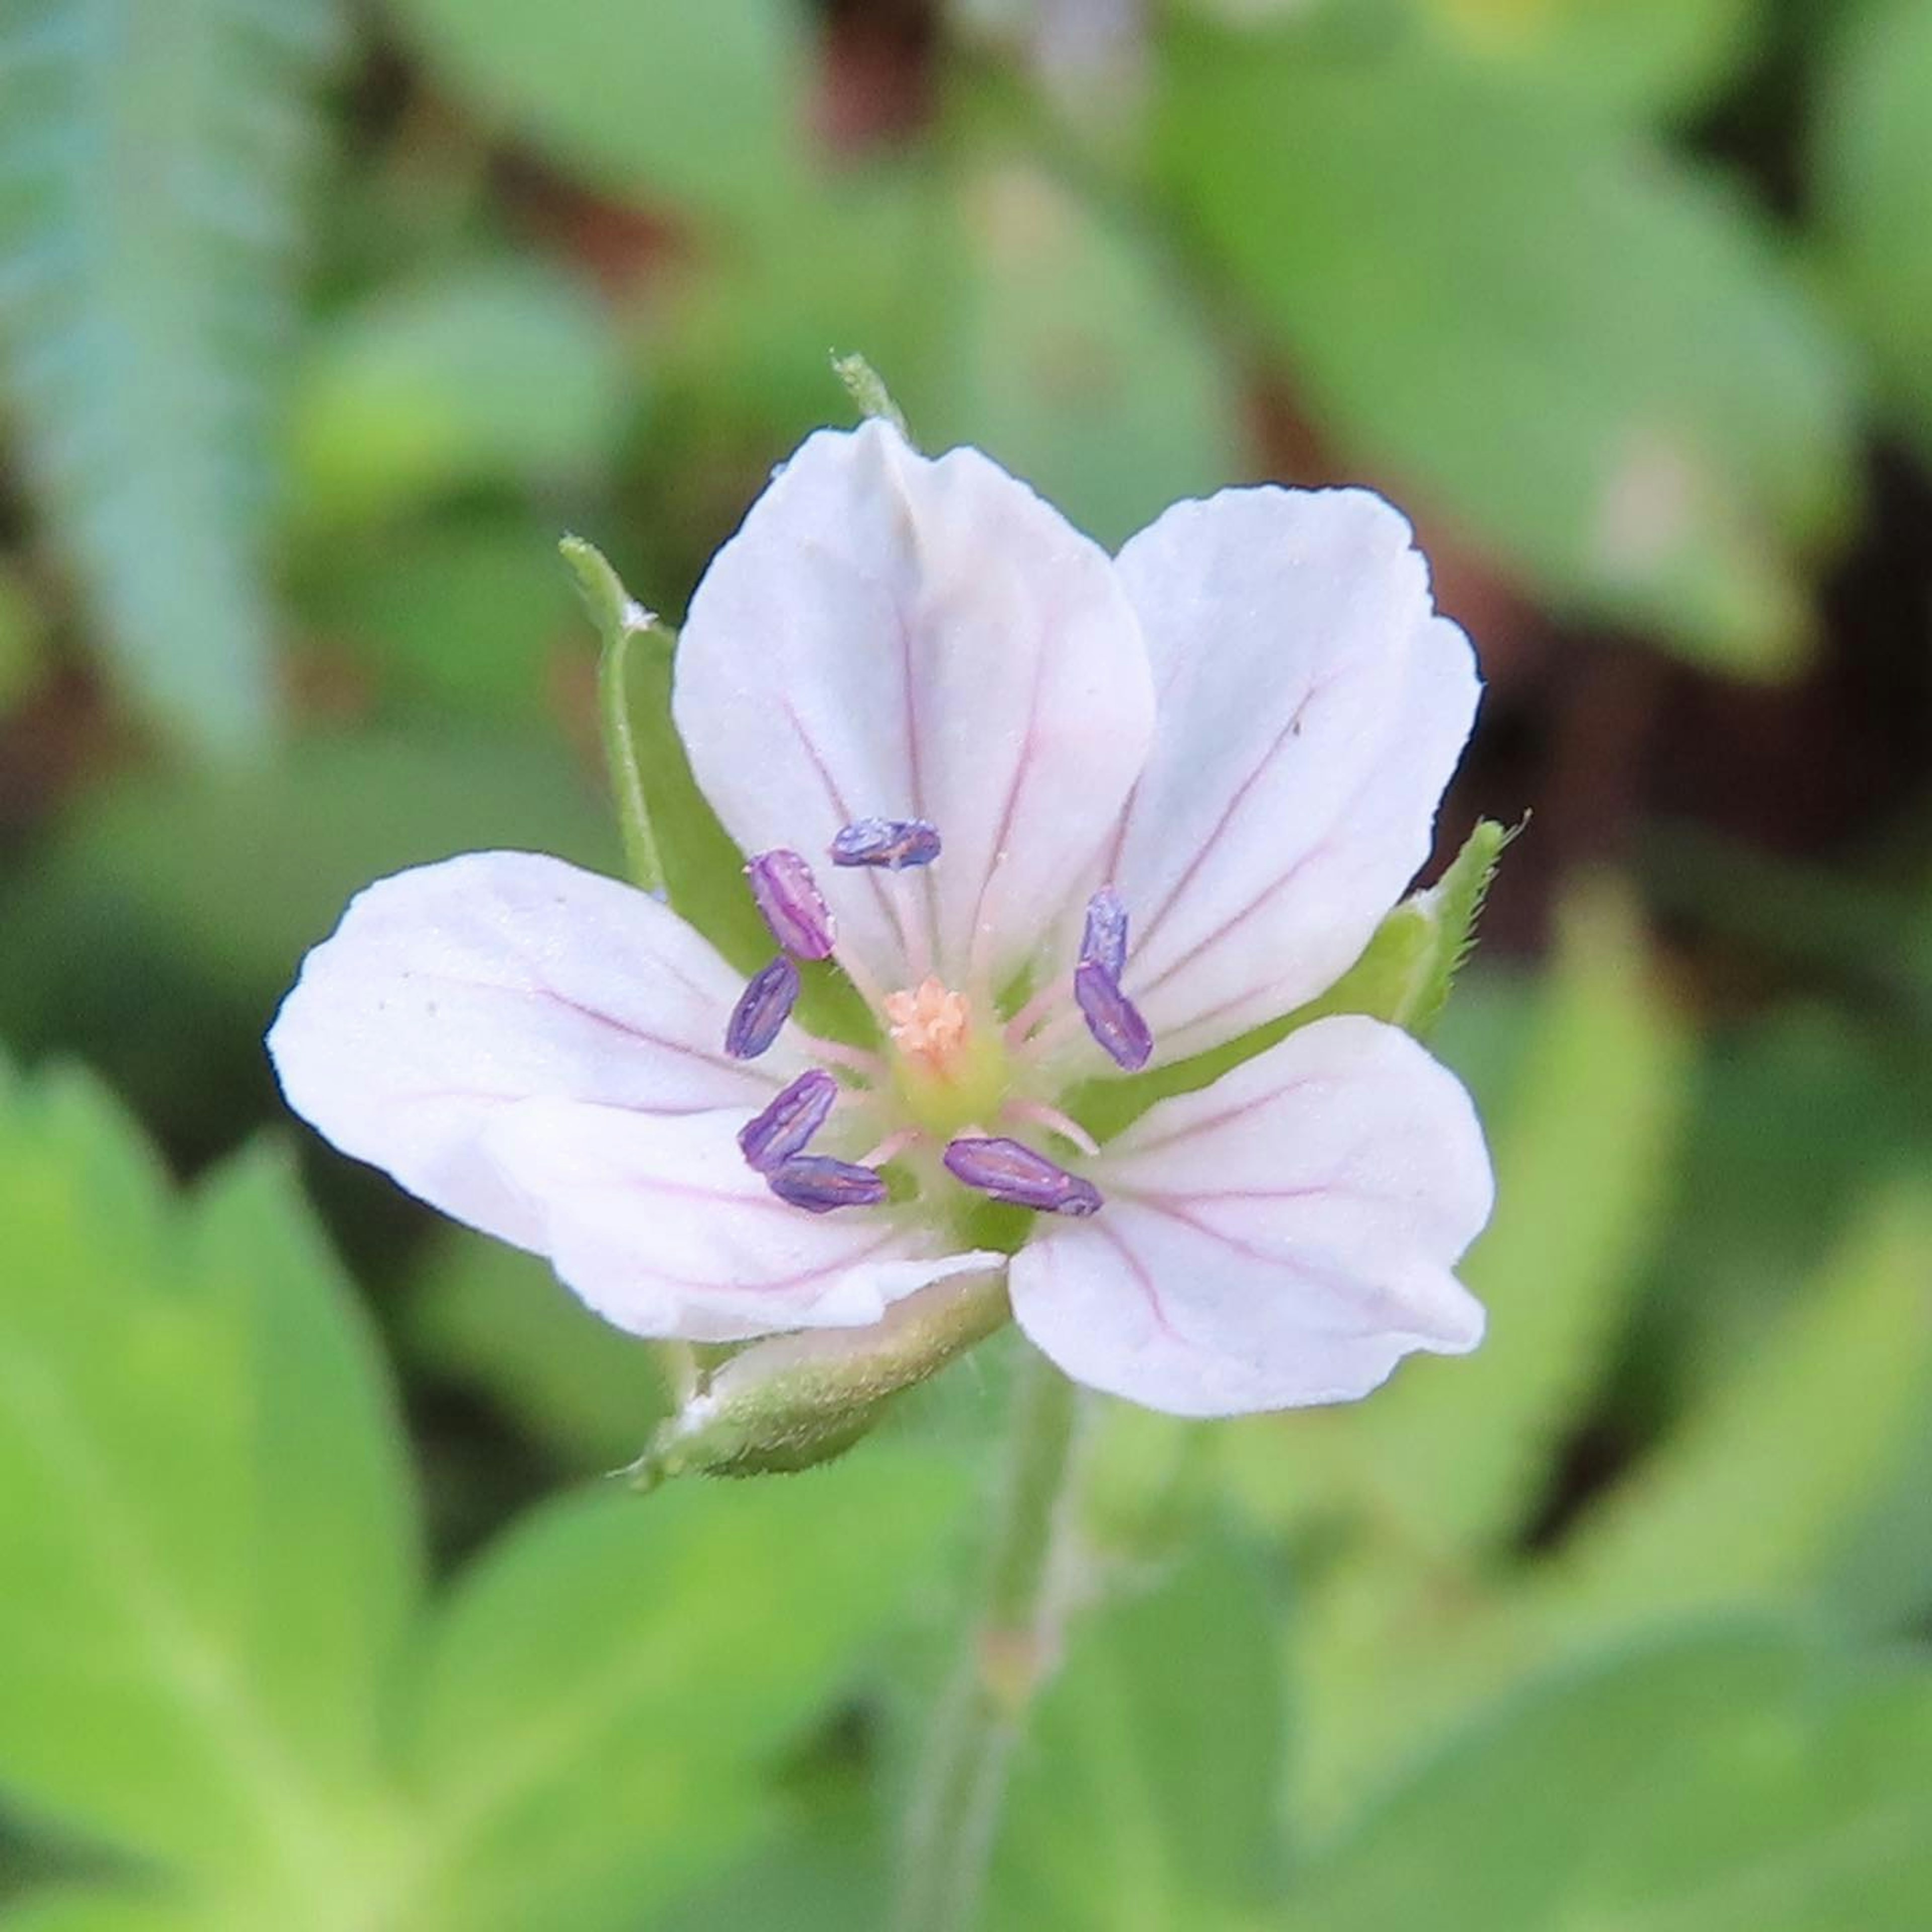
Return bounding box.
[268,421,1493,1418]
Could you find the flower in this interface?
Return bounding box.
[267,420,1492,1418]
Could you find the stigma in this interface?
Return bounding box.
[885,977,972,1075]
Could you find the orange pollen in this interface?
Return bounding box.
[885,977,972,1071]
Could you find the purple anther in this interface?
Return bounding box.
[1074,959,1153,1071]
[1080,886,1129,979]
[739,1069,838,1172]
[943,1136,1102,1217]
[829,816,942,870]
[767,1154,889,1214]
[724,954,800,1060]
[746,848,836,960]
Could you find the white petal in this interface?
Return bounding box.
[480,1102,1002,1343]
[1103,488,1478,1065]
[1009,1015,1491,1416]
[673,421,1156,995]
[267,850,792,1250]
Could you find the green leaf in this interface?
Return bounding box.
[1409,0,1763,120]
[0,0,343,757]
[401,1451,970,1932]
[403,1230,668,1476]
[385,0,807,225]
[1281,1171,1932,1834]
[195,1148,421,1789]
[930,158,1241,550]
[1,727,618,1008]
[0,1060,414,1905]
[0,557,53,714]
[986,1537,1287,1930]
[1814,0,1932,461]
[1538,1180,1932,1639]
[0,1894,222,1932]
[288,263,631,528]
[1286,1624,1932,1932]
[1153,20,1857,674]
[293,511,580,723]
[1339,880,1694,1559]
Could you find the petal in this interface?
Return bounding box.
[267,850,794,1251]
[1009,1015,1491,1416]
[480,1102,1002,1343]
[1103,487,1478,1065]
[673,421,1156,995]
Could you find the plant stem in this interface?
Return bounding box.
[895,1344,1083,1932]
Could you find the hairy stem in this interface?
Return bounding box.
[895,1344,1083,1932]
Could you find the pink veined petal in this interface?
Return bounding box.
[1101,487,1479,1067]
[672,420,1156,999]
[479,1101,1003,1343]
[1009,1015,1492,1417]
[266,850,796,1252]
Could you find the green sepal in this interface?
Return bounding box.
[1076,818,1515,1143]
[832,350,912,441]
[557,533,877,1044]
[631,1271,1011,1485]
[1301,814,1514,1037]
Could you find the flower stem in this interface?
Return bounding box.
[895,1344,1083,1932]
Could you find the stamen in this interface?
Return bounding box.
[1074,959,1153,1071]
[943,1136,1102,1217]
[725,954,800,1060]
[830,817,942,870]
[1081,886,1129,979]
[857,1126,922,1168]
[1004,1097,1100,1158]
[746,849,836,959]
[767,1154,889,1214]
[1003,971,1073,1049]
[739,1069,838,1172]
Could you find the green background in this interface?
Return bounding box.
[3,0,1932,1925]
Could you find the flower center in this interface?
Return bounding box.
[884,977,1009,1138]
[885,976,970,1068]
[725,821,1145,1217]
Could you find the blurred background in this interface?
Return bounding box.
[3,0,1931,1926]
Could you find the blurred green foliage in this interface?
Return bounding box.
[4,0,1932,1926]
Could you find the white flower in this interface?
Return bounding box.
[268,422,1492,1418]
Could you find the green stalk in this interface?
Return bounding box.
[895,1345,1084,1932]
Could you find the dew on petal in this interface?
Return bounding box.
[767,1154,889,1214]
[725,954,800,1059]
[943,1135,1101,1216]
[739,1068,839,1171]
[746,848,836,959]
[1074,959,1153,1071]
[830,816,942,869]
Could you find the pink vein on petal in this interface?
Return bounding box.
[1125,668,1337,965]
